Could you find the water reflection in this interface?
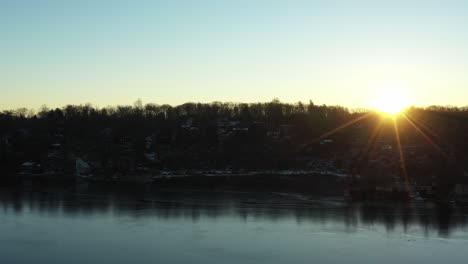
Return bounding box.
[1,188,468,238]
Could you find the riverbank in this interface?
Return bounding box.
[2,172,346,197]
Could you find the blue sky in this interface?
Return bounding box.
[2,0,468,109]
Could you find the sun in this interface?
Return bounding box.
[371,87,409,115]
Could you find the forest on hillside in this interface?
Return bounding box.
[1,100,468,190]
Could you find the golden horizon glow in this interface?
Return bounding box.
[371,86,409,115]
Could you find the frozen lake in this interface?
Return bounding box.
[1,189,468,263]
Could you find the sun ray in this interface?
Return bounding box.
[310,112,372,144]
[392,116,411,194]
[406,112,442,141]
[352,116,385,172]
[401,113,447,158]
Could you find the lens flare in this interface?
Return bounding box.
[371,87,409,115]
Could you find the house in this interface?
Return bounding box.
[75,158,92,177]
[414,185,433,197]
[100,128,114,142]
[19,161,43,174]
[144,152,158,162]
[232,127,248,132]
[320,139,333,145]
[267,130,280,140]
[145,135,155,150]
[180,118,193,129]
[229,121,241,127]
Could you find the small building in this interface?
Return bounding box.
[144,152,158,162]
[19,161,43,174]
[76,159,92,177]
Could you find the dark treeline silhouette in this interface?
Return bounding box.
[0,100,357,172]
[1,100,468,196]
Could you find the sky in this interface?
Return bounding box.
[2,0,468,110]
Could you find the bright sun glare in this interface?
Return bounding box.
[371,87,409,115]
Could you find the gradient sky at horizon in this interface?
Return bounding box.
[2,0,468,110]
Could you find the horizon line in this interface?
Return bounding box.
[2,99,468,114]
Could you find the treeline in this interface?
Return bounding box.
[0,100,360,174]
[1,99,352,123]
[1,99,468,177]
[5,101,468,121]
[0,99,360,147]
